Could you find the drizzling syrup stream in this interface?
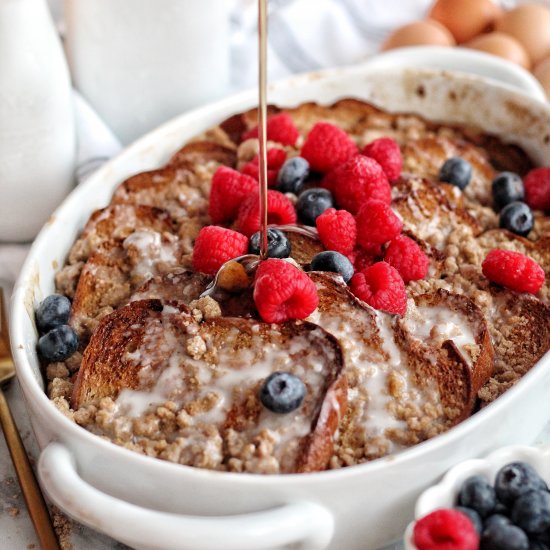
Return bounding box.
[257,0,269,260]
[199,0,318,298]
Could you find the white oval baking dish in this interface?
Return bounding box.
[11,62,550,550]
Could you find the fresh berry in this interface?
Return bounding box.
[259,372,306,414]
[524,167,550,211]
[316,208,357,254]
[192,226,248,275]
[481,515,529,550]
[296,188,334,226]
[37,325,78,362]
[249,228,291,258]
[530,541,550,550]
[253,259,319,323]
[276,157,310,195]
[492,172,525,211]
[457,475,497,519]
[439,157,473,190]
[237,190,297,237]
[454,507,483,534]
[352,245,383,272]
[310,251,354,283]
[36,294,71,333]
[384,235,429,282]
[241,112,300,146]
[511,491,550,535]
[495,462,548,506]
[241,148,287,187]
[301,122,357,173]
[362,137,403,182]
[482,250,545,294]
[324,155,391,214]
[350,262,407,315]
[413,509,479,550]
[499,201,534,237]
[355,200,403,246]
[208,166,257,223]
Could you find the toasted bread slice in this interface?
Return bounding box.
[70,230,183,340]
[307,272,474,464]
[168,141,237,169]
[130,269,259,319]
[392,175,481,251]
[67,204,175,265]
[112,166,209,223]
[401,135,496,206]
[287,231,324,266]
[402,289,494,402]
[411,269,550,403]
[73,300,346,473]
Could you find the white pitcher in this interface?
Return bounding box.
[64,0,230,145]
[0,0,76,242]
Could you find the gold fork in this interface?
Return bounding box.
[0,288,60,549]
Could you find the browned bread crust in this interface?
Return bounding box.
[72,299,346,473]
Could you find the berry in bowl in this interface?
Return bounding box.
[405,445,550,550]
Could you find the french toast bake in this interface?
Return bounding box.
[42,99,549,474]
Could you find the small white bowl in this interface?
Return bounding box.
[404,445,550,549]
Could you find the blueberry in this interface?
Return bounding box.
[35,294,71,333]
[481,518,529,550]
[276,157,310,195]
[455,506,483,534]
[439,157,473,190]
[530,540,550,550]
[458,474,497,518]
[499,201,534,237]
[295,188,333,226]
[259,372,305,414]
[484,514,513,530]
[249,228,291,259]
[495,462,548,506]
[511,491,550,535]
[310,251,354,283]
[492,172,525,211]
[37,325,78,362]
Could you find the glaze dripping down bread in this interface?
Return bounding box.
[41,98,549,473]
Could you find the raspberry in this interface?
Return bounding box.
[352,245,383,272]
[413,509,479,550]
[524,167,550,211]
[237,190,297,237]
[301,122,357,174]
[324,155,391,213]
[316,208,357,254]
[209,166,257,224]
[253,259,319,322]
[241,113,300,146]
[482,249,545,294]
[241,148,287,187]
[362,137,403,182]
[384,235,429,282]
[192,226,249,275]
[350,262,407,315]
[355,200,403,246]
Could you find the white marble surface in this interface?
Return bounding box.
[1,373,549,549]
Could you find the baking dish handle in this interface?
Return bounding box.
[38,442,334,550]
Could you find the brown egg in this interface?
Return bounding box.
[464,31,531,69]
[429,0,502,44]
[495,3,550,65]
[381,19,456,51]
[533,55,550,99]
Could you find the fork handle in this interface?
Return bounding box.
[0,389,60,550]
